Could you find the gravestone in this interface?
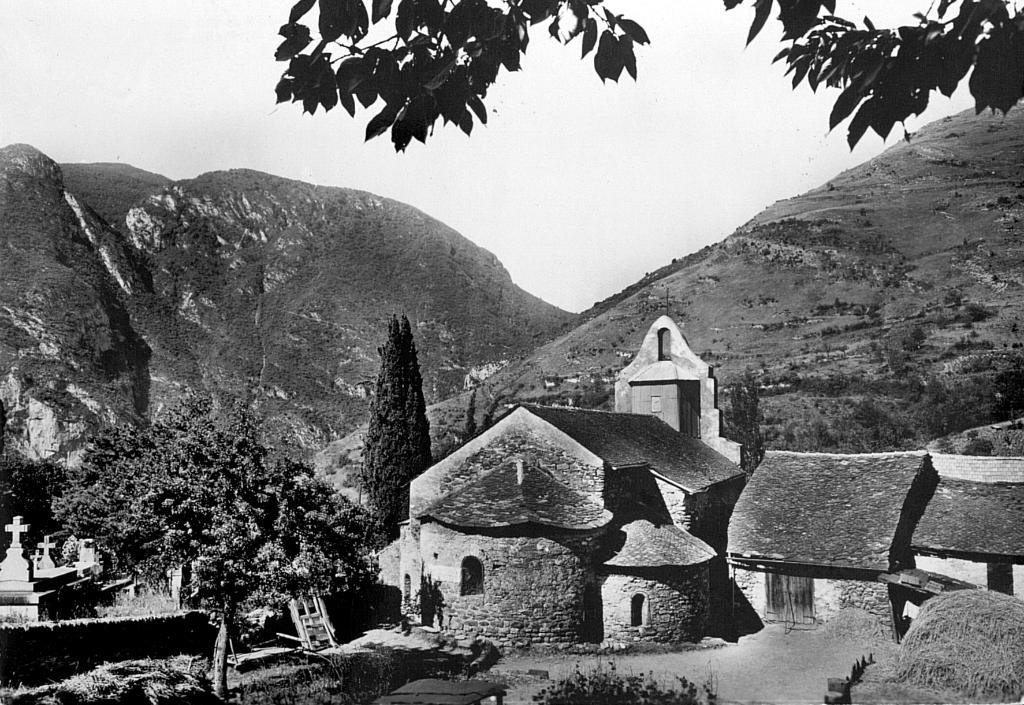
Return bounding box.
[0,516,33,585]
[37,535,56,571]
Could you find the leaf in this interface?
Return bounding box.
[289,0,317,24]
[339,90,356,117]
[723,0,743,9]
[829,84,863,129]
[372,0,393,23]
[594,30,624,82]
[336,57,369,92]
[467,94,487,124]
[275,23,313,61]
[365,102,401,141]
[275,78,294,104]
[581,18,597,58]
[620,35,637,79]
[863,15,875,31]
[319,0,344,41]
[458,111,473,136]
[395,0,415,39]
[618,19,649,45]
[747,0,772,45]
[846,99,875,148]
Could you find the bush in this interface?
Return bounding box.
[962,437,994,456]
[533,662,715,705]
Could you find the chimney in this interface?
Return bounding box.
[516,459,524,485]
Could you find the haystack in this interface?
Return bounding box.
[896,590,1024,700]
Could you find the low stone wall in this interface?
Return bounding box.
[601,566,709,643]
[0,611,214,686]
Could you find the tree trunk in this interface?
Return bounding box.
[212,606,233,699]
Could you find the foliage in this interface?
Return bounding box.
[363,315,432,531]
[55,394,381,697]
[463,389,477,439]
[276,0,1024,150]
[533,662,716,705]
[962,436,994,456]
[0,454,67,549]
[724,371,765,476]
[993,355,1024,421]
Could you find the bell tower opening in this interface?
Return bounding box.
[657,328,671,361]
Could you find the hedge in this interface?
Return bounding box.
[0,612,214,686]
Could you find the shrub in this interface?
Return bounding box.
[533,662,715,705]
[962,437,994,456]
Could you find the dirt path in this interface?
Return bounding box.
[493,624,883,704]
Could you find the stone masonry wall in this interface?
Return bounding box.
[601,567,709,643]
[418,522,596,648]
[732,566,766,617]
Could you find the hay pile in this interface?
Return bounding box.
[823,607,888,642]
[896,590,1024,700]
[9,656,217,705]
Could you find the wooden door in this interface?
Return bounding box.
[765,573,815,624]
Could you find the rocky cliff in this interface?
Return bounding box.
[0,147,571,462]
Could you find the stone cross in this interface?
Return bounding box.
[5,516,29,549]
[37,535,56,570]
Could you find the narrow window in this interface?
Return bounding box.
[403,574,412,601]
[461,557,484,596]
[657,328,671,361]
[630,593,646,627]
[650,395,662,413]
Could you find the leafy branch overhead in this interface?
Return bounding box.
[277,0,1024,151]
[274,0,649,150]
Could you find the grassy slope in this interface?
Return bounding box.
[415,107,1024,459]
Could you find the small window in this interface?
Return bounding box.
[403,574,412,600]
[657,328,671,361]
[461,557,484,596]
[650,395,662,413]
[630,593,646,627]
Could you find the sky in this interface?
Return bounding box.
[0,2,975,312]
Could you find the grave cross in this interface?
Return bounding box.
[5,516,29,548]
[37,534,56,570]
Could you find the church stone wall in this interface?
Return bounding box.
[418,522,596,648]
[601,567,709,643]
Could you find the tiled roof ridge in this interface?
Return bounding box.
[765,449,928,459]
[930,451,1024,461]
[519,403,660,421]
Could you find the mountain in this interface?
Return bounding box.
[0,146,571,463]
[417,107,1024,457]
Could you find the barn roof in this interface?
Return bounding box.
[417,459,612,530]
[523,405,741,491]
[728,451,928,571]
[604,519,715,568]
[912,478,1024,559]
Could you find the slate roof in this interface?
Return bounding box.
[728,451,927,571]
[417,460,612,530]
[604,519,716,568]
[523,405,741,491]
[912,478,1024,559]
[375,679,506,705]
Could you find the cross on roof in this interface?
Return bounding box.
[38,535,55,553]
[5,516,30,548]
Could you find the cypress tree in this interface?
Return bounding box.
[362,315,431,532]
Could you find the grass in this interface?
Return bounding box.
[5,657,216,705]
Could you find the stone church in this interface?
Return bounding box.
[378,316,745,647]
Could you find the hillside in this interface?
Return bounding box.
[0,147,571,462]
[322,106,1023,479]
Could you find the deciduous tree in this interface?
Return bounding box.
[57,395,380,699]
[276,0,1024,151]
[725,371,765,476]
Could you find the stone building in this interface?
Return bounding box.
[378,316,745,648]
[728,449,1024,638]
[727,451,936,633]
[911,453,1024,599]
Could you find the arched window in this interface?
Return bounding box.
[461,557,484,596]
[403,574,412,601]
[657,328,671,361]
[630,593,647,627]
